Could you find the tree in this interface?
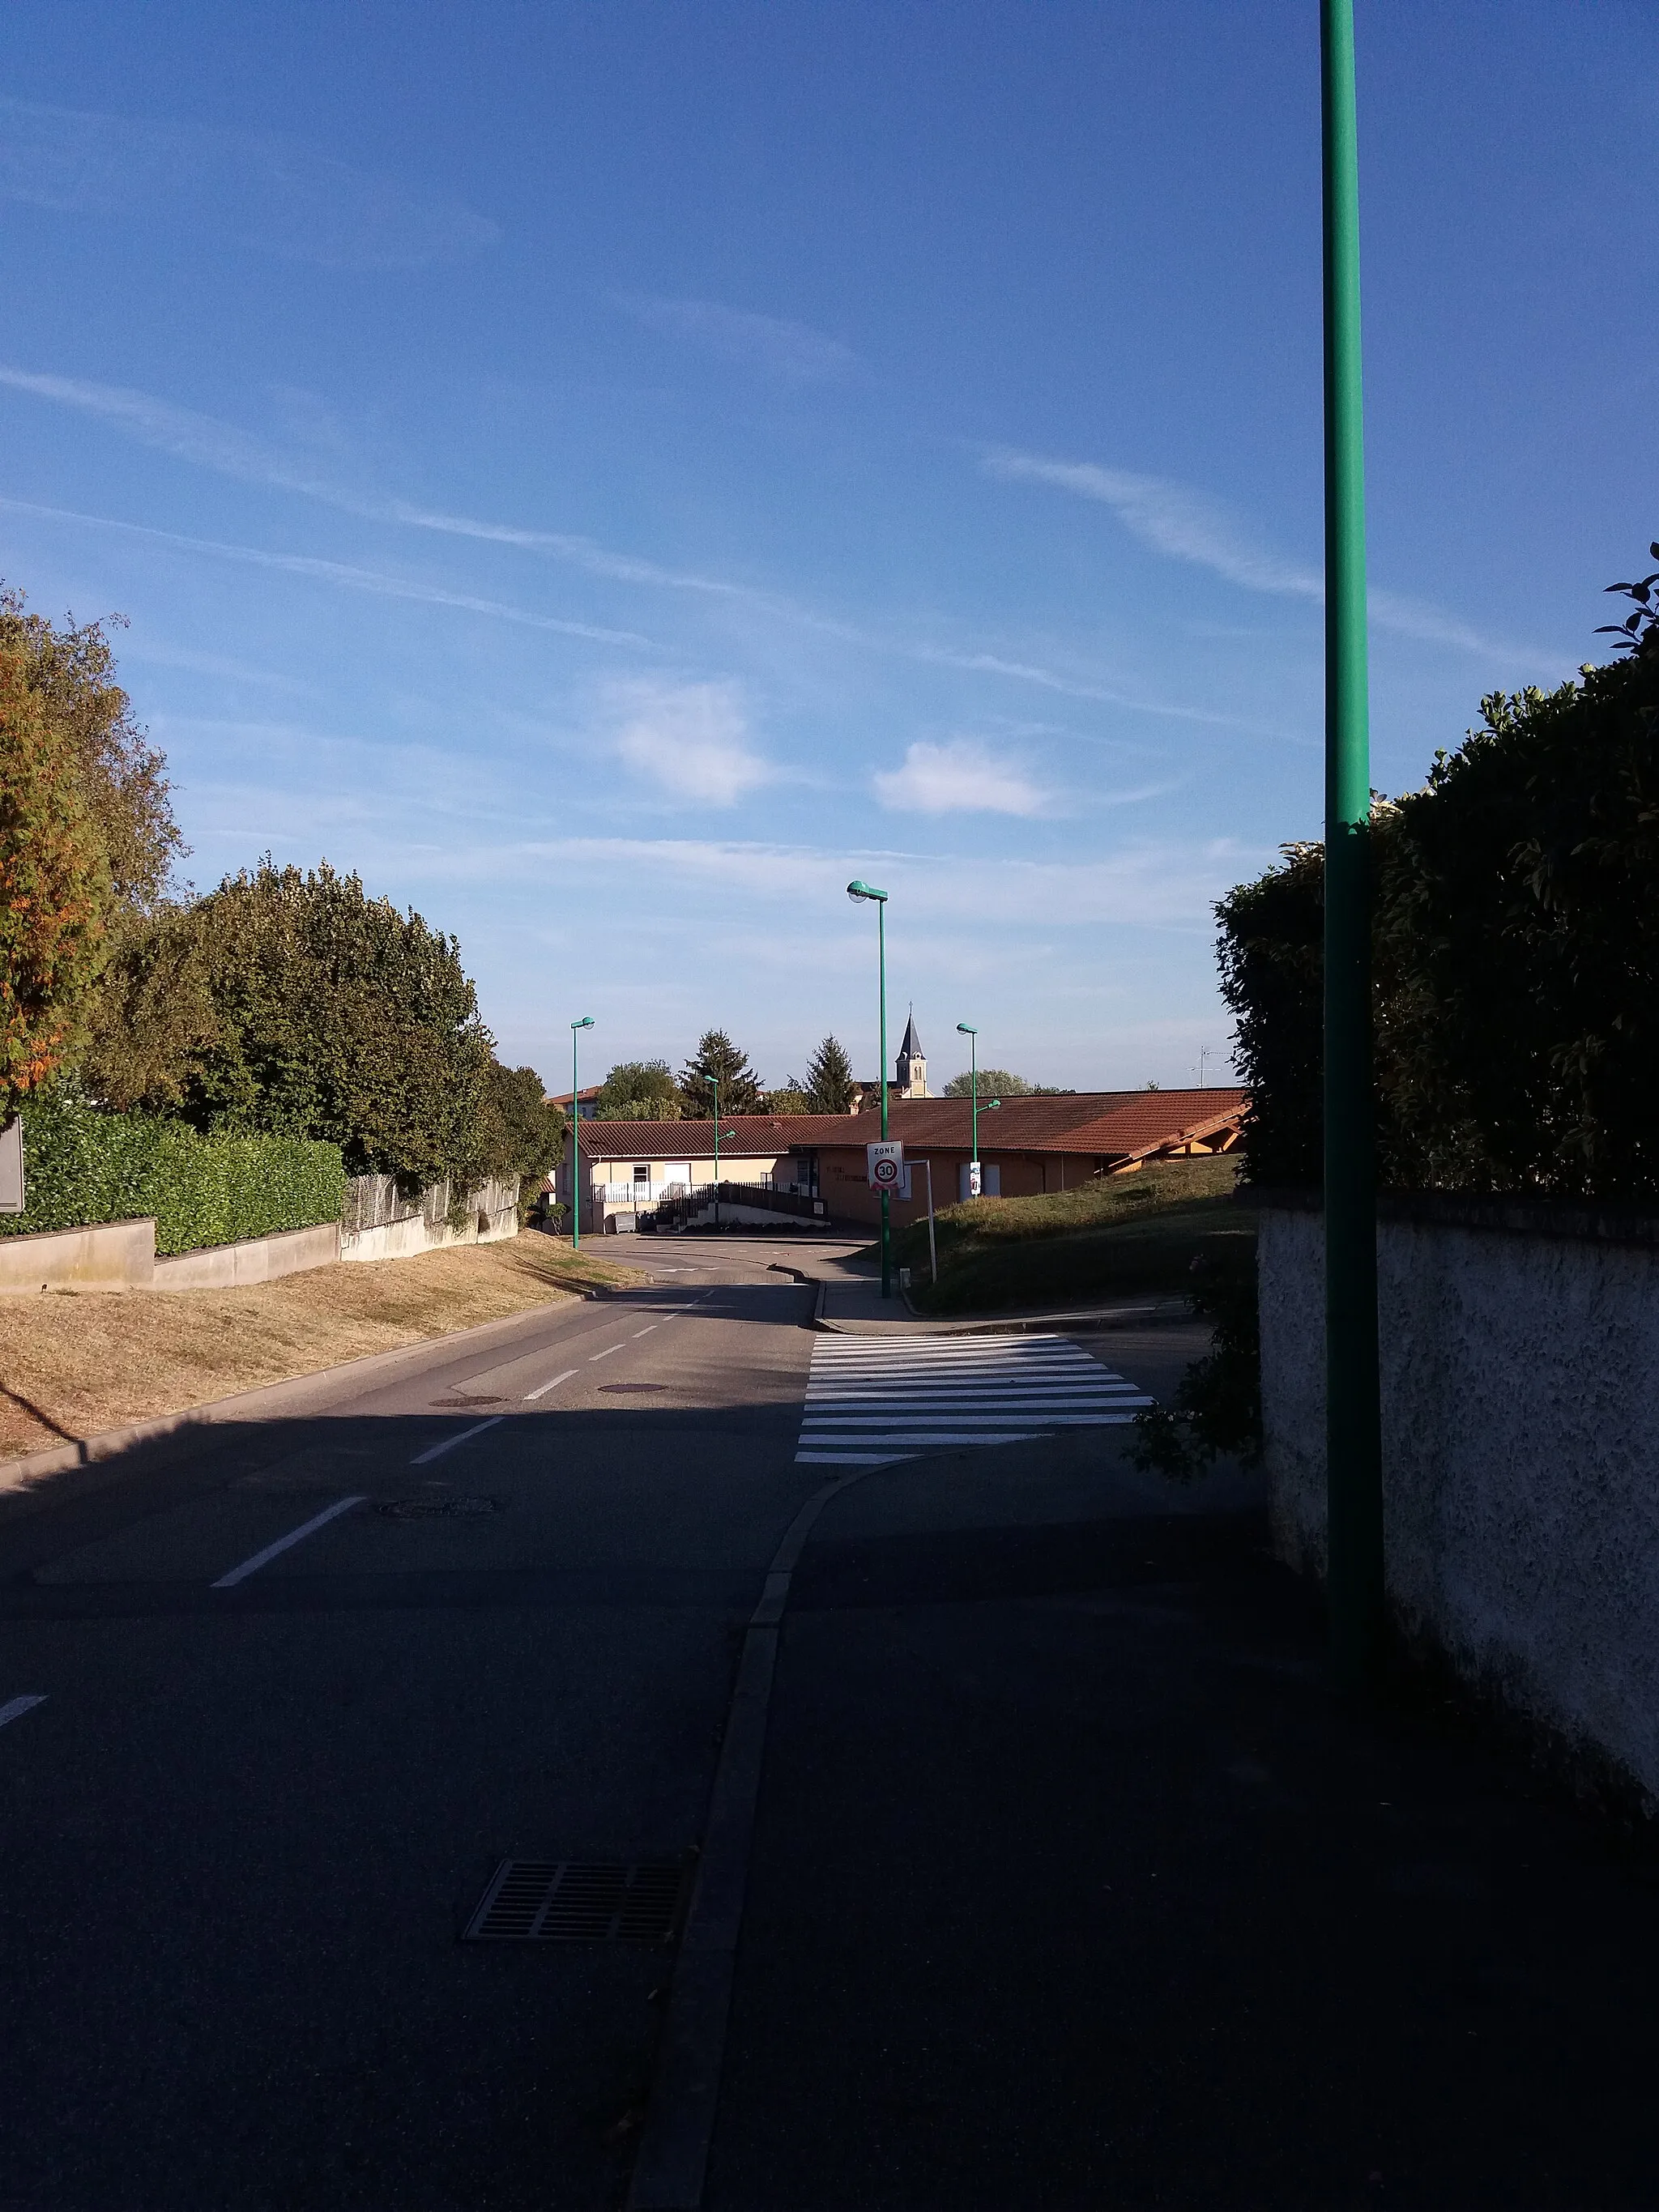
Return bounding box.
[763,1085,812,1114]
[593,1059,681,1120]
[0,590,182,918]
[0,642,111,1108]
[944,1068,1031,1098]
[678,1029,762,1116]
[803,1034,856,1113]
[463,1063,566,1213]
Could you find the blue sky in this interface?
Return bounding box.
[2,2,1653,1095]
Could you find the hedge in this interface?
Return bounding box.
[1218,630,1659,1201]
[0,1089,346,1255]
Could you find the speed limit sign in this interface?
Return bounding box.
[867,1140,903,1191]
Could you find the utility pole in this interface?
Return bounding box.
[569,1016,595,1247]
[1321,0,1384,1694]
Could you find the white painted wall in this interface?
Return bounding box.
[1259,1200,1659,1809]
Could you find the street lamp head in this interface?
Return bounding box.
[847,879,888,905]
[956,1022,976,1036]
[571,1016,595,1030]
[987,1097,1002,1110]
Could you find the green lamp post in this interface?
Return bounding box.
[569,1016,594,1247]
[847,879,893,1297]
[955,1021,980,1198]
[1322,0,1384,1693]
[706,1075,723,1228]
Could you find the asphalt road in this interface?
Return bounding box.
[0,1239,863,2210]
[6,1242,1656,2211]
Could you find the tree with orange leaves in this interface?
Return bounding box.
[0,642,110,1110]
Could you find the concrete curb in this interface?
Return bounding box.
[0,1277,638,1507]
[810,1289,1193,1338]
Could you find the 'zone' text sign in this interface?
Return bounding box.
[866,1140,903,1191]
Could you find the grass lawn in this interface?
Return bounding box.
[0,1234,644,1464]
[885,1157,1255,1315]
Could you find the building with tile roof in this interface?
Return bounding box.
[557,1087,1245,1234]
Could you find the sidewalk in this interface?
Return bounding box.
[700,1418,1659,2208]
[784,1248,1191,1337]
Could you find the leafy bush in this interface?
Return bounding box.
[1130,1243,1262,1477]
[0,1087,344,1255]
[1219,583,1659,1203]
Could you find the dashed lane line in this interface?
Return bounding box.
[211,1495,369,1588]
[411,1417,504,1467]
[0,1694,46,1732]
[523,1368,578,1401]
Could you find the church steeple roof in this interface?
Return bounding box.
[898,1012,923,1061]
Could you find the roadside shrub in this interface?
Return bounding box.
[1219,581,1659,1203]
[0,1086,345,1254]
[1129,1245,1261,1478]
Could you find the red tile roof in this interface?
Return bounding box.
[572,1089,1245,1161]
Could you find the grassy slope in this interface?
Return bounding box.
[889,1157,1254,1315]
[0,1235,643,1463]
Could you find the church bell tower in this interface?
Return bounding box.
[896,1011,928,1098]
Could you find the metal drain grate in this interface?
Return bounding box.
[463,1859,689,1943]
[599,1382,668,1393]
[376,1495,503,1519]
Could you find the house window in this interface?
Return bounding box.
[633,1163,650,1186]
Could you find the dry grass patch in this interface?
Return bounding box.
[0,1236,646,1461]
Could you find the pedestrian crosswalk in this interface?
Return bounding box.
[794,1332,1155,1466]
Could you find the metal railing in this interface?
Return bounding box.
[341,1172,520,1234]
[639,1180,825,1232]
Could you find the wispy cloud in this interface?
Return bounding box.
[608,678,774,806]
[0,96,497,269]
[382,832,1260,931]
[0,363,1290,727]
[0,496,652,646]
[612,295,859,381]
[983,445,1529,659]
[874,739,1048,816]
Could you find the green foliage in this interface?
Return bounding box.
[0,1084,344,1255]
[678,1028,762,1116]
[0,643,111,1107]
[1129,1242,1262,1478]
[943,1068,1031,1097]
[803,1034,855,1114]
[1221,607,1659,1200]
[465,1063,566,1216]
[763,1085,812,1114]
[0,588,183,920]
[594,1059,681,1120]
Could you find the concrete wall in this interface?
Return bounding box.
[153,1221,341,1289]
[0,1217,156,1292]
[1259,1196,1659,1809]
[339,1201,518,1264]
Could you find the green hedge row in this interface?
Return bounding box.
[0,1089,346,1255]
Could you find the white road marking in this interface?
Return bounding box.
[211,1495,367,1587]
[633,1325,659,1338]
[588,1343,625,1362]
[524,1368,578,1400]
[0,1694,46,1731]
[794,1333,1151,1464]
[411,1416,504,1466]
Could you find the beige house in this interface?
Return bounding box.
[558,1088,1245,1234]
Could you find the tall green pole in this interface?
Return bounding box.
[878,897,891,1298]
[970,1033,978,1184]
[709,1075,719,1229]
[570,1015,594,1248]
[1321,0,1384,1694]
[956,1021,979,1198]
